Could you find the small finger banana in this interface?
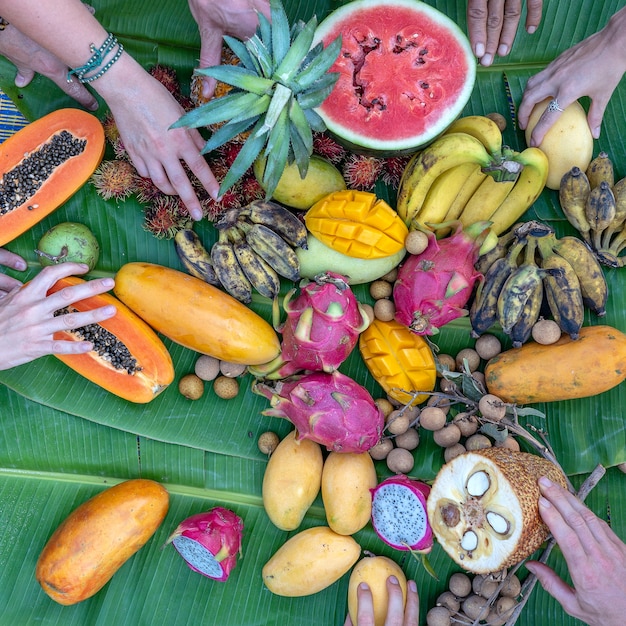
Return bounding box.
[231,232,282,300]
[240,222,301,282]
[541,255,584,340]
[458,174,517,228]
[509,278,543,348]
[440,164,487,231]
[210,231,253,303]
[243,199,308,249]
[585,181,616,250]
[174,228,222,286]
[559,167,592,241]
[497,263,544,334]
[586,151,614,190]
[600,176,626,249]
[474,226,522,275]
[443,115,503,156]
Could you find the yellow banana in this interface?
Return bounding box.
[443,115,503,156]
[586,151,614,190]
[487,147,549,235]
[210,230,253,303]
[458,174,517,229]
[397,132,494,226]
[438,165,487,237]
[559,166,592,242]
[414,161,481,228]
[174,228,222,286]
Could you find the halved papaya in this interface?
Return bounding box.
[0,108,105,247]
[47,276,174,403]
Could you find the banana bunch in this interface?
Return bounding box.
[397,115,549,236]
[470,221,608,346]
[559,151,626,267]
[174,200,307,303]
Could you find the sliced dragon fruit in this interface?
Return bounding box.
[370,475,433,553]
[166,507,244,581]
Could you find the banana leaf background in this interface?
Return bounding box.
[1,0,625,623]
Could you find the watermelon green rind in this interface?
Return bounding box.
[313,0,476,155]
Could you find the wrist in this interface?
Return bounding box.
[604,7,626,71]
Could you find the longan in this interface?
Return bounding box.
[386,447,414,473]
[474,333,502,360]
[178,373,204,400]
[213,375,239,399]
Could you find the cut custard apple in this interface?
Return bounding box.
[426,447,568,574]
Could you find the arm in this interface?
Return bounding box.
[467,0,543,67]
[525,476,626,626]
[0,0,219,220]
[518,6,626,146]
[0,263,116,370]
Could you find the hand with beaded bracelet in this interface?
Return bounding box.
[0,260,116,370]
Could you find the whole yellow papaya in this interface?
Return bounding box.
[262,526,361,596]
[348,555,409,626]
[36,479,169,605]
[262,430,323,531]
[322,451,377,535]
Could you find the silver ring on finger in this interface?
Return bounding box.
[547,98,564,113]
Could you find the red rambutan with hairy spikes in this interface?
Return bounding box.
[201,185,245,222]
[134,176,164,205]
[149,64,181,96]
[240,174,265,204]
[381,155,412,189]
[217,141,244,168]
[90,159,137,201]
[342,154,385,191]
[312,132,347,165]
[102,111,120,146]
[143,195,194,239]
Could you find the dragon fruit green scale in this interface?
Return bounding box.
[253,370,384,453]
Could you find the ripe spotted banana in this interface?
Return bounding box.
[600,176,626,251]
[497,263,544,335]
[458,175,517,229]
[210,231,253,303]
[559,167,592,243]
[174,228,221,287]
[231,231,282,300]
[585,181,616,250]
[397,132,493,226]
[509,278,543,348]
[443,115,503,156]
[541,254,584,340]
[487,147,549,235]
[586,151,614,189]
[239,221,301,282]
[242,199,308,249]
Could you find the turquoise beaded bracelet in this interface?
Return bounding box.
[67,33,124,84]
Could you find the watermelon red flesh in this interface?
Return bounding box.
[314,0,475,153]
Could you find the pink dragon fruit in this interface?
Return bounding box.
[370,475,433,553]
[253,370,384,453]
[250,272,370,379]
[165,507,244,581]
[393,221,491,335]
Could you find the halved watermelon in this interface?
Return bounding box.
[313,0,476,154]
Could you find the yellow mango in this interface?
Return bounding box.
[322,452,377,535]
[305,190,409,259]
[262,430,323,531]
[348,555,409,626]
[262,526,361,596]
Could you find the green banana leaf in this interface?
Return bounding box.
[1,0,625,624]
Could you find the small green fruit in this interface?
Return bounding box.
[36,222,100,271]
[254,155,346,210]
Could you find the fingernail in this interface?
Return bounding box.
[525,562,537,575]
[14,259,27,271]
[408,580,417,593]
[527,26,537,34]
[359,582,369,591]
[498,44,508,56]
[101,278,115,289]
[103,305,116,316]
[89,101,99,111]
[592,126,601,139]
[15,74,27,88]
[389,575,399,585]
[538,496,551,508]
[539,476,553,488]
[481,54,493,67]
[191,209,203,221]
[474,43,485,58]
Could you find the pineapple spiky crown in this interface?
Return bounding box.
[173,0,341,199]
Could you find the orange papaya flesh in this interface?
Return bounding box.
[305,190,408,259]
[0,108,105,247]
[113,262,281,365]
[47,276,174,403]
[359,318,437,405]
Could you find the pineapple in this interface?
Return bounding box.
[174,0,341,198]
[426,447,568,574]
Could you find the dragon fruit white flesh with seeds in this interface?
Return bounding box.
[393,221,491,335]
[166,507,243,581]
[370,475,433,553]
[253,370,384,453]
[250,271,370,378]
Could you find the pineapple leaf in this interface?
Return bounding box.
[288,97,313,156]
[200,117,258,155]
[172,91,260,129]
[261,108,290,198]
[223,35,261,74]
[289,122,310,179]
[257,7,273,51]
[229,94,271,125]
[194,65,274,95]
[218,118,267,195]
[245,35,274,78]
[296,73,339,109]
[269,0,291,68]
[260,83,292,134]
[302,107,326,133]
[290,35,342,92]
[272,15,317,83]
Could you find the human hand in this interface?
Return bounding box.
[0,248,27,296]
[525,476,626,626]
[467,0,543,67]
[343,576,419,626]
[0,262,117,370]
[187,0,270,100]
[0,13,98,110]
[518,6,626,146]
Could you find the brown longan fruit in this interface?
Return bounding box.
[386,411,411,435]
[500,574,521,598]
[532,318,562,345]
[219,360,247,377]
[373,298,395,321]
[394,427,420,450]
[496,436,521,451]
[478,393,507,421]
[405,229,429,256]
[427,394,451,414]
[433,423,462,447]
[369,279,393,300]
[375,397,395,417]
[455,348,481,372]
[474,333,502,360]
[194,355,220,381]
[453,412,479,437]
[465,433,492,450]
[436,591,460,613]
[444,442,466,462]
[439,378,458,394]
[426,606,451,626]
[361,302,375,325]
[178,373,205,400]
[449,572,472,598]
[380,267,398,282]
[462,594,489,621]
[419,406,447,431]
[369,438,394,460]
[436,353,456,376]
[258,431,280,456]
[486,112,507,132]
[386,447,414,473]
[213,375,239,399]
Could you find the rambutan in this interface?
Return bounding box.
[149,64,181,96]
[217,141,244,168]
[111,136,129,161]
[313,131,347,165]
[102,111,120,146]
[90,159,138,201]
[342,154,385,191]
[143,195,194,239]
[240,174,265,204]
[201,185,245,222]
[134,176,164,205]
[381,155,412,189]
